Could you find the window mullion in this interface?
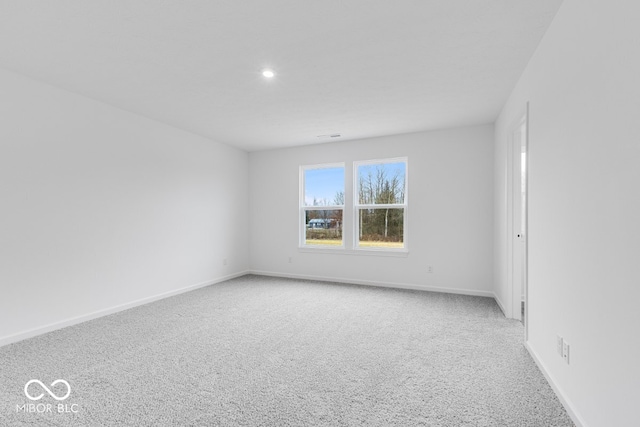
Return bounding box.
[304,205,344,211]
[356,204,405,209]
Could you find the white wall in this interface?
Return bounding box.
[250,125,494,295]
[0,68,249,345]
[494,1,640,425]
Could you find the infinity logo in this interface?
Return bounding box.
[24,379,71,401]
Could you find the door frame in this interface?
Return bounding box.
[507,103,529,340]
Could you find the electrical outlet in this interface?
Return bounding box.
[223,258,228,266]
[556,335,563,356]
[427,266,433,273]
[562,341,570,365]
[288,257,292,264]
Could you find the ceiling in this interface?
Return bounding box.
[0,1,563,151]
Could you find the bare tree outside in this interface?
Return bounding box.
[303,167,345,245]
[357,162,406,247]
[302,162,405,248]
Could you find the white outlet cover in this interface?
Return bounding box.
[563,341,570,365]
[556,335,563,356]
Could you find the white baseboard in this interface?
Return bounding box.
[0,270,249,348]
[524,341,587,427]
[248,270,495,298]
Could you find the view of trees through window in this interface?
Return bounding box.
[301,159,407,249]
[356,161,406,248]
[305,209,343,245]
[303,166,344,246]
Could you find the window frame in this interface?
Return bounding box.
[353,157,408,253]
[299,163,346,249]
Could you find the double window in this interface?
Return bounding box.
[300,158,407,252]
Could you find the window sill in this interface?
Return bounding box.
[298,246,409,258]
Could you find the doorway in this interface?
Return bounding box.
[510,108,529,339]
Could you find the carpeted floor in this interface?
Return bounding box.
[0,275,574,426]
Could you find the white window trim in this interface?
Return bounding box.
[299,163,345,249]
[353,157,408,253]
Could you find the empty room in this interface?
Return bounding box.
[1,1,638,426]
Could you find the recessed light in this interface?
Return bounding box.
[262,69,275,78]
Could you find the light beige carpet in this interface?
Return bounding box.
[0,275,573,426]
